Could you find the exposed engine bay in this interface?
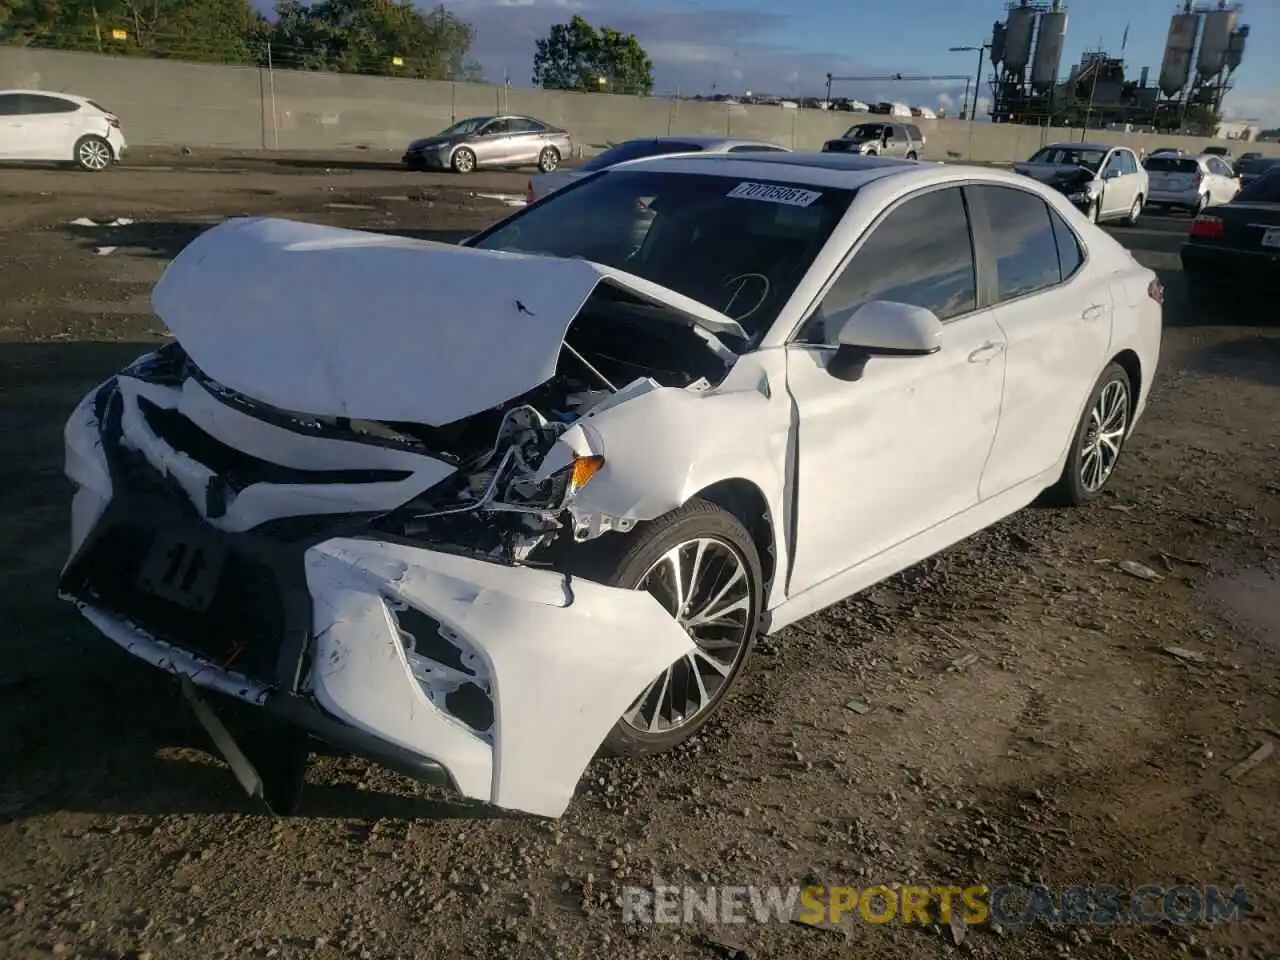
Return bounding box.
[126,282,733,568]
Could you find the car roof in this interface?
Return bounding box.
[608,150,928,189]
[1043,141,1116,152]
[0,89,91,103]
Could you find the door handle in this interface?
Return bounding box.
[1081,304,1106,323]
[967,341,1005,363]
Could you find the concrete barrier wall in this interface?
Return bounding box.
[4,47,1278,162]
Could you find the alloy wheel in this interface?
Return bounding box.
[621,537,754,735]
[79,139,111,171]
[1079,378,1129,492]
[453,149,475,173]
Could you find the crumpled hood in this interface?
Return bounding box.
[1014,163,1096,189]
[151,217,742,427]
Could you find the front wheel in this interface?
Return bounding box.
[74,135,113,172]
[572,499,763,757]
[1124,194,1143,226]
[905,151,918,161]
[1044,362,1133,506]
[450,147,476,174]
[537,146,560,173]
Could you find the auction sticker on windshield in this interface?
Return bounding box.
[726,182,823,207]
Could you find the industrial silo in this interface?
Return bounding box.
[1031,2,1068,92]
[1197,5,1238,78]
[1158,10,1200,97]
[990,20,1007,66]
[1225,25,1248,71]
[1003,2,1037,74]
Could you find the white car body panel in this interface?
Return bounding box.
[59,154,1163,818]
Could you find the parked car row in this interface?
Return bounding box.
[1182,163,1280,306]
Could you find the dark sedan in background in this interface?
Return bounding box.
[1181,166,1280,307]
[403,115,573,174]
[1236,155,1280,188]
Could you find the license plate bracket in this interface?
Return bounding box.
[137,529,226,612]
[1262,228,1280,249]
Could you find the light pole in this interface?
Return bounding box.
[949,44,990,121]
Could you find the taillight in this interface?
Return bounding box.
[525,180,535,204]
[1147,277,1164,304]
[1192,172,1203,186]
[1189,215,1224,240]
[106,115,120,129]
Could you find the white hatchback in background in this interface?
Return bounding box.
[1144,152,1240,214]
[0,89,126,171]
[526,136,790,203]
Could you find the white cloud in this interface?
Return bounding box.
[1222,91,1279,127]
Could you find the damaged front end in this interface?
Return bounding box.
[59,222,745,819]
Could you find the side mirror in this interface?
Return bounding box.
[825,300,943,382]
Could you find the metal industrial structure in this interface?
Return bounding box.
[982,0,1251,135]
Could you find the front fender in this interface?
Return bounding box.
[551,355,794,606]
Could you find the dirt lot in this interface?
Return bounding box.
[1,152,1277,960]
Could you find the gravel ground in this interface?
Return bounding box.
[0,152,1277,960]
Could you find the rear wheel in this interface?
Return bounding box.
[905,151,918,161]
[74,135,113,172]
[571,499,763,757]
[1044,363,1132,506]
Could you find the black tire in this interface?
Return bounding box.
[1124,194,1143,226]
[537,146,560,173]
[905,151,918,161]
[1044,362,1133,507]
[450,147,476,174]
[568,498,763,757]
[74,135,113,172]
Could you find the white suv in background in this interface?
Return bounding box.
[1144,151,1240,214]
[0,90,127,171]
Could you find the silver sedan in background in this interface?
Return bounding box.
[526,135,791,202]
[403,115,573,174]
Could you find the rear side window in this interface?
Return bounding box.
[907,125,923,140]
[1238,167,1280,202]
[581,140,702,171]
[505,118,544,133]
[1120,151,1140,174]
[817,186,976,327]
[1206,157,1233,177]
[973,185,1063,302]
[20,94,79,114]
[1144,157,1199,173]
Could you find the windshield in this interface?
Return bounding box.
[581,140,703,172]
[1144,157,1199,173]
[1237,166,1280,202]
[436,117,490,138]
[1028,147,1106,171]
[1202,146,1229,156]
[467,170,856,347]
[846,123,886,140]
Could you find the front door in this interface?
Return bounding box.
[784,185,1007,596]
[965,185,1115,498]
[472,119,513,166]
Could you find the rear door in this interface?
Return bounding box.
[20,93,82,160]
[0,94,24,158]
[472,118,512,165]
[504,118,546,164]
[968,184,1113,498]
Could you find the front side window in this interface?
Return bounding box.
[481,119,510,136]
[1103,152,1126,178]
[812,186,976,338]
[468,171,857,347]
[973,185,1064,302]
[846,123,886,140]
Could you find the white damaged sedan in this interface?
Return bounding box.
[59,153,1162,818]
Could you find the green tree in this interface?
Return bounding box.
[266,0,479,80]
[533,14,653,96]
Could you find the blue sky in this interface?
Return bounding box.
[437,0,1278,123]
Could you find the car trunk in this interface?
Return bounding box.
[1145,156,1201,193]
[1191,202,1280,253]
